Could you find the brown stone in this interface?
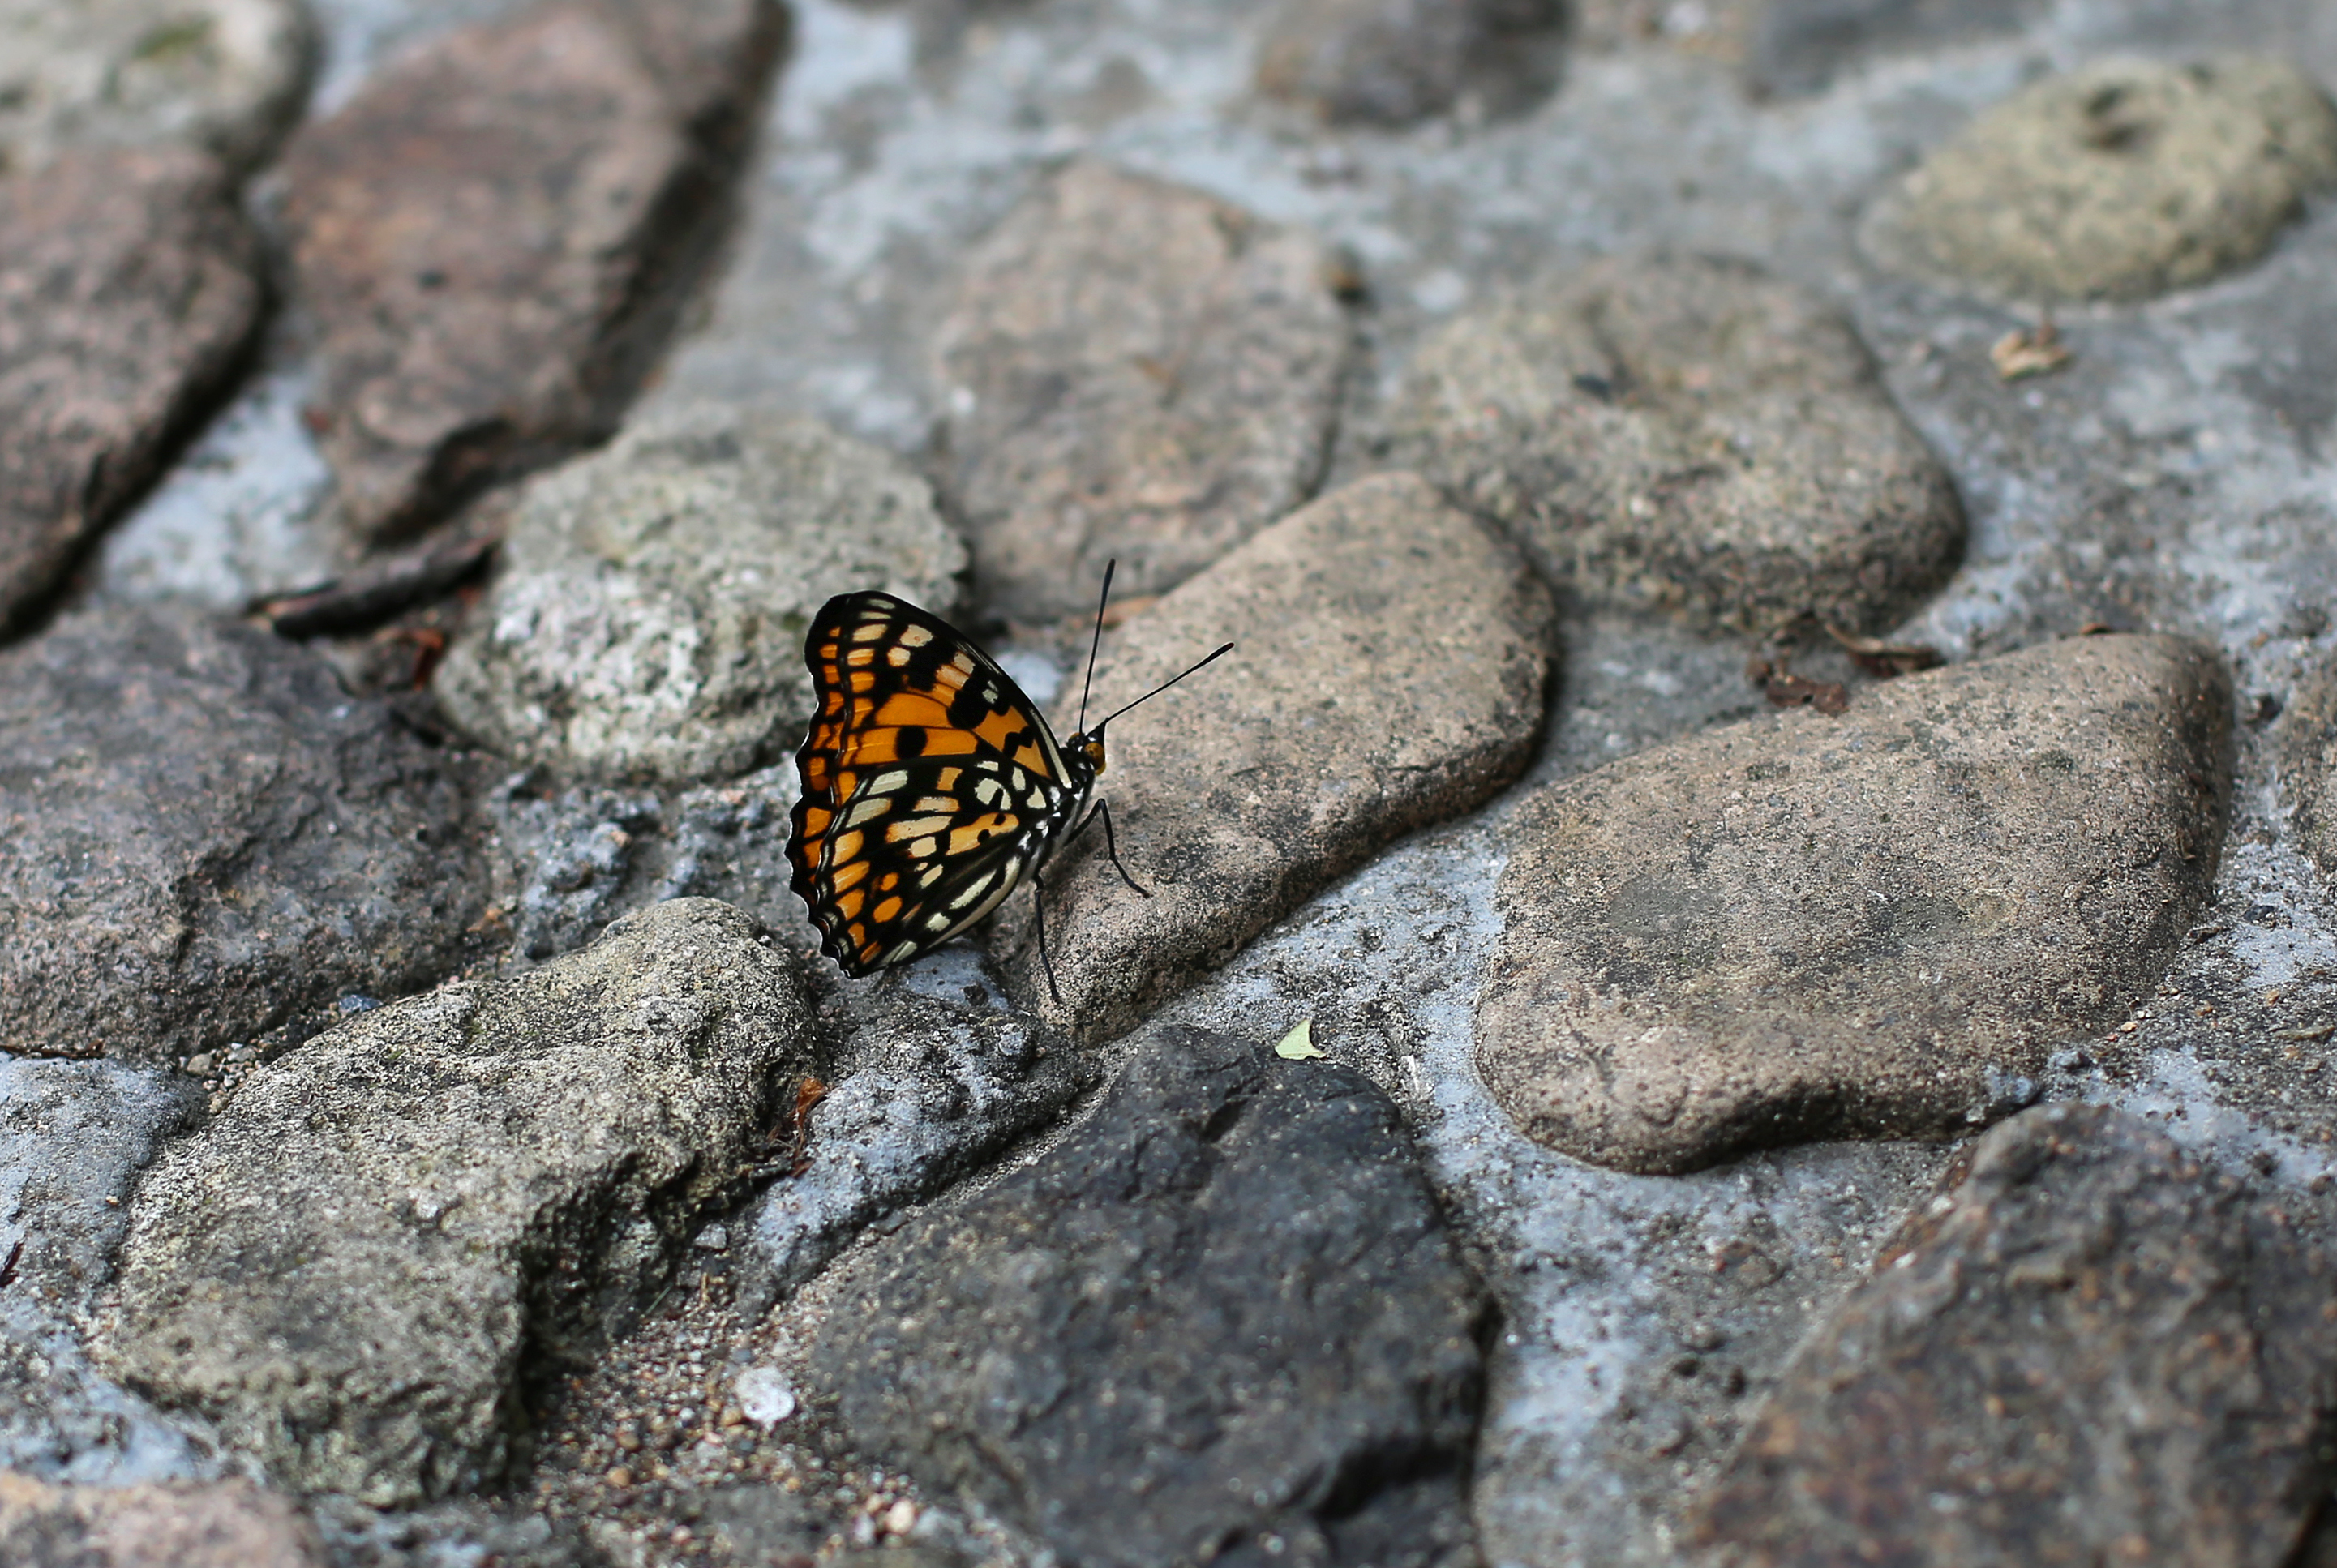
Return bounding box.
[1387,252,1963,636]
[936,158,1354,623]
[1860,56,2337,302]
[0,1473,323,1568]
[990,471,1554,1042]
[1692,1103,2337,1568]
[1476,634,2232,1173]
[1254,0,1563,126]
[0,145,264,631]
[281,0,787,542]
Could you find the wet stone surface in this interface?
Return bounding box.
[1253,0,1564,126]
[936,157,1354,623]
[435,401,967,786]
[991,470,1554,1043]
[1477,634,2233,1173]
[0,145,265,632]
[282,0,787,541]
[0,1472,325,1568]
[1744,0,2047,100]
[0,605,484,1065]
[813,1023,1487,1568]
[1693,1103,2337,1568]
[1860,54,2337,302]
[0,0,317,176]
[1386,252,1964,636]
[96,900,814,1506]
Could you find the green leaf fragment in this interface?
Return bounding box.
[1273,1018,1323,1060]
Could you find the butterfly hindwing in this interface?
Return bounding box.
[790,592,1091,977]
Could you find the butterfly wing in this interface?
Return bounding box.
[789,592,1086,976]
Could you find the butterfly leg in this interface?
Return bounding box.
[1067,799,1151,899]
[1030,870,1064,1005]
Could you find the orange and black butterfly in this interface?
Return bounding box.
[787,565,1231,998]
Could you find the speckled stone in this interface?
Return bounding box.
[0,1473,324,1568]
[1861,55,2337,302]
[1477,635,2232,1173]
[0,0,315,177]
[435,401,966,785]
[1386,252,1963,636]
[936,158,1354,623]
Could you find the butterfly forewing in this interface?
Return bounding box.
[789,592,1089,976]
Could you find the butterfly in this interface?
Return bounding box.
[787,564,1232,1000]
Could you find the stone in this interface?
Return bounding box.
[1692,1104,2337,1567]
[935,158,1353,623]
[0,146,264,632]
[738,979,1099,1311]
[0,1473,324,1568]
[0,605,486,1066]
[1254,0,1563,126]
[813,1023,1487,1568]
[96,899,816,1505]
[434,402,967,785]
[1745,0,2045,99]
[988,471,1554,1043]
[281,0,789,542]
[2278,649,2337,880]
[1860,56,2337,302]
[0,0,315,177]
[1476,633,2232,1174]
[1386,253,1963,636]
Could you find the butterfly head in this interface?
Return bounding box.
[1066,730,1107,777]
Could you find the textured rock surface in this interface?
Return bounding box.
[0,1473,324,1568]
[1386,252,1963,636]
[0,605,484,1065]
[740,979,1097,1310]
[991,472,1554,1043]
[435,401,967,785]
[1254,0,1563,126]
[1861,55,2337,302]
[0,146,264,631]
[97,900,814,1505]
[1745,0,2045,99]
[1477,635,2232,1173]
[814,1023,1487,1568]
[282,0,788,541]
[2279,649,2337,881]
[936,158,1353,622]
[0,0,315,176]
[1692,1104,2337,1568]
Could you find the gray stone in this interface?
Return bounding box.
[2279,649,2337,880]
[0,146,264,632]
[1860,56,2337,302]
[96,899,816,1505]
[1745,0,2046,100]
[0,0,315,177]
[281,0,789,541]
[307,1494,615,1568]
[0,1473,324,1568]
[813,1023,1486,1568]
[1254,0,1563,126]
[0,605,486,1066]
[435,402,967,784]
[739,976,1098,1310]
[1692,1104,2337,1568]
[989,471,1554,1043]
[936,158,1353,623]
[1477,634,2232,1174]
[1386,252,1964,636]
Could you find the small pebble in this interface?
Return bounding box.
[884,1499,919,1536]
[184,1053,216,1076]
[736,1365,798,1426]
[605,1466,632,1488]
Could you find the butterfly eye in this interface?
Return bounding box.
[1082,737,1106,773]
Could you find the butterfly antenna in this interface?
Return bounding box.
[1091,641,1236,736]
[1076,559,1116,735]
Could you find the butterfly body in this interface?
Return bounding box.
[790,590,1099,976]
